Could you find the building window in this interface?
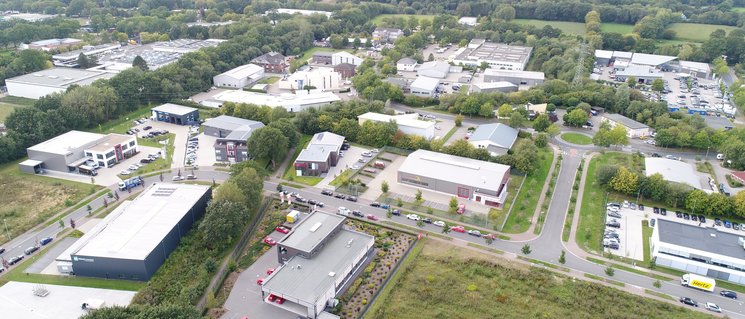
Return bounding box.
[96,154,103,159]
[129,141,135,147]
[85,152,92,157]
[106,151,115,158]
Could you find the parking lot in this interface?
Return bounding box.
[359,152,406,201]
[131,118,191,168]
[316,145,370,190]
[604,202,645,261]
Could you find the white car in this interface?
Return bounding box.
[433,220,446,227]
[371,149,379,153]
[361,152,373,157]
[406,214,420,221]
[172,175,185,181]
[704,302,721,313]
[120,170,131,175]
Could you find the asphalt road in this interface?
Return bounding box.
[0,169,230,270]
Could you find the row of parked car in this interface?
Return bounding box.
[0,237,53,273]
[320,189,357,202]
[604,202,629,250]
[185,134,199,166]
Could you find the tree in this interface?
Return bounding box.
[609,166,638,195]
[497,103,512,118]
[651,78,665,93]
[685,190,709,214]
[132,55,148,71]
[535,133,548,148]
[479,103,494,118]
[512,140,539,174]
[381,181,389,194]
[521,244,531,255]
[268,118,300,147]
[415,189,422,202]
[509,112,527,128]
[563,108,589,127]
[546,124,561,138]
[213,180,245,205]
[608,125,630,147]
[441,222,451,234]
[77,53,92,68]
[247,127,289,168]
[605,266,615,276]
[449,197,458,213]
[494,5,516,21]
[199,199,249,249]
[454,114,464,127]
[80,304,202,319]
[231,167,265,213]
[559,250,566,264]
[626,76,637,88]
[733,191,745,218]
[593,122,613,147]
[532,114,550,132]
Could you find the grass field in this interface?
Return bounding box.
[576,152,643,253]
[0,160,101,247]
[0,102,28,122]
[666,23,740,43]
[282,135,323,186]
[0,96,35,106]
[296,47,352,64]
[371,14,436,26]
[501,146,554,233]
[92,106,154,135]
[119,133,176,177]
[513,19,634,36]
[561,132,592,145]
[365,240,710,319]
[733,7,745,13]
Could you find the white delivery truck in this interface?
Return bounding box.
[681,273,716,292]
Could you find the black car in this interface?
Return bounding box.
[346,196,358,202]
[0,247,4,254]
[140,158,152,164]
[295,197,308,203]
[334,193,346,199]
[679,297,698,307]
[40,237,53,246]
[638,204,644,210]
[316,202,324,208]
[735,223,741,231]
[391,209,401,216]
[143,126,152,130]
[651,153,661,157]
[653,207,659,214]
[691,215,698,222]
[341,143,350,150]
[422,218,433,224]
[606,222,621,228]
[676,211,683,218]
[660,208,667,216]
[715,218,722,226]
[698,215,705,223]
[321,189,333,196]
[683,213,690,220]
[308,199,317,205]
[370,202,381,207]
[8,255,23,265]
[352,210,364,217]
[720,290,738,299]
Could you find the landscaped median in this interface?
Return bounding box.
[501,147,554,233]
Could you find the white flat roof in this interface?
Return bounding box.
[0,281,135,319]
[410,76,440,91]
[152,103,198,116]
[595,50,613,59]
[27,130,104,155]
[679,60,711,73]
[484,69,545,80]
[630,53,677,66]
[358,112,435,129]
[645,158,702,189]
[399,150,510,192]
[219,64,264,80]
[209,90,341,109]
[6,68,115,88]
[472,81,517,89]
[69,183,210,260]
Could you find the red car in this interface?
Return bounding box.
[450,225,466,233]
[267,294,277,302]
[483,233,497,240]
[263,237,277,246]
[275,226,290,234]
[456,204,466,214]
[256,278,264,285]
[366,214,379,221]
[275,297,285,304]
[266,268,275,275]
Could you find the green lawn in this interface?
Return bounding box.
[0,101,28,122]
[513,19,634,36]
[0,160,101,247]
[371,14,436,26]
[561,132,592,145]
[91,106,154,135]
[0,96,35,106]
[601,23,635,34]
[296,47,352,63]
[666,23,740,43]
[501,146,554,233]
[733,7,745,13]
[576,152,642,253]
[365,240,711,319]
[281,135,323,186]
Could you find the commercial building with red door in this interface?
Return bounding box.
[397,149,510,207]
[84,134,138,168]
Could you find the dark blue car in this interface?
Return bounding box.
[40,237,53,246]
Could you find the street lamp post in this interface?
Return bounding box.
[3,219,9,241]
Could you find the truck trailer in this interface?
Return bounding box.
[118,176,143,191]
[681,273,716,292]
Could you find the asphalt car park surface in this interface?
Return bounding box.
[604,203,645,261]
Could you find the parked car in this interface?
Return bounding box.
[370,202,381,207]
[143,126,152,130]
[380,203,390,209]
[352,210,364,218]
[715,218,722,226]
[321,189,334,196]
[361,152,373,157]
[266,268,275,275]
[704,302,722,313]
[39,237,53,246]
[456,204,466,214]
[691,215,698,222]
[275,226,290,234]
[724,220,733,228]
[366,214,379,221]
[406,214,420,221]
[638,204,644,210]
[720,290,738,299]
[660,208,667,216]
[391,209,401,216]
[653,207,659,214]
[256,278,264,285]
[334,193,346,199]
[450,225,466,233]
[433,220,446,227]
[0,247,5,255]
[698,215,706,223]
[679,297,698,307]
[483,234,497,241]
[172,175,185,181]
[683,213,690,220]
[8,255,23,265]
[346,196,357,202]
[467,229,482,237]
[24,246,39,255]
[608,211,622,218]
[606,221,621,228]
[675,211,683,218]
[263,237,277,246]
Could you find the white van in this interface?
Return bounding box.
[337,207,350,216]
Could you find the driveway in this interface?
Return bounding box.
[195,133,217,167]
[360,154,404,201]
[316,146,369,190]
[135,119,191,168]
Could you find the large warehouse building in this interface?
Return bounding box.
[652,219,745,285]
[56,183,212,280]
[20,130,138,174]
[397,150,510,207]
[204,115,265,163]
[453,39,532,71]
[483,69,544,87]
[6,68,115,99]
[645,158,703,190]
[151,103,200,125]
[357,112,435,139]
[262,211,374,319]
[213,63,265,88]
[201,90,341,112]
[601,113,651,138]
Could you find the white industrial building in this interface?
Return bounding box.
[396,57,417,72]
[409,76,440,98]
[652,219,745,285]
[202,90,340,112]
[470,81,518,93]
[645,158,703,190]
[453,39,532,71]
[5,68,115,100]
[268,8,333,18]
[358,112,436,139]
[483,69,544,87]
[331,51,363,66]
[89,39,225,72]
[213,64,265,88]
[601,113,651,138]
[52,43,121,67]
[278,67,342,91]
[468,123,518,156]
[417,61,452,79]
[678,60,712,79]
[458,17,478,26]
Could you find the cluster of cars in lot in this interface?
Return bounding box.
[125,118,149,135]
[0,236,53,273]
[604,201,643,250]
[283,190,326,207]
[120,151,161,175]
[185,126,200,166]
[353,148,378,169]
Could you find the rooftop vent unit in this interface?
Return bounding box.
[328,272,336,277]
[345,238,354,248]
[309,222,322,232]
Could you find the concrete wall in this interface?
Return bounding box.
[398,171,508,203]
[6,82,64,100]
[152,109,199,125]
[484,74,543,87]
[398,124,435,139]
[26,150,70,172]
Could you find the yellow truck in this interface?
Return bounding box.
[681,273,716,292]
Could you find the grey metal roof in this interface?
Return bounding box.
[645,158,702,189]
[630,53,677,66]
[296,144,332,163]
[279,211,345,253]
[309,131,345,148]
[657,219,745,260]
[484,69,545,80]
[469,123,518,149]
[703,116,733,130]
[397,57,417,65]
[398,150,510,192]
[205,115,264,132]
[615,65,663,78]
[410,76,440,91]
[152,103,198,116]
[313,51,333,57]
[455,41,532,64]
[263,228,374,303]
[603,113,649,130]
[418,61,450,74]
[252,52,286,65]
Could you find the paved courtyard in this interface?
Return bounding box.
[132,119,191,168]
[316,145,370,190]
[606,205,645,261]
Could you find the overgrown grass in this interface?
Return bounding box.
[371,14,436,26]
[517,256,571,272]
[534,154,561,235]
[328,168,354,187]
[365,240,711,319]
[0,101,28,122]
[645,289,676,301]
[281,135,320,185]
[584,273,625,287]
[513,19,634,36]
[561,132,592,145]
[0,160,101,247]
[466,242,505,254]
[441,126,458,142]
[576,152,642,253]
[0,95,35,106]
[382,221,452,240]
[91,106,154,135]
[665,23,739,43]
[642,220,653,266]
[501,146,553,233]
